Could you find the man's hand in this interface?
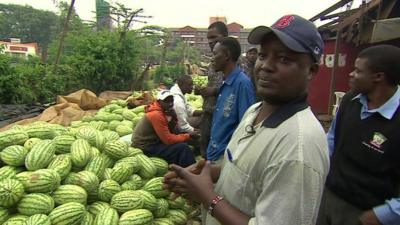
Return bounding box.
[165,161,216,204]
[359,210,382,225]
[197,87,217,97]
[163,159,206,201]
[189,130,200,139]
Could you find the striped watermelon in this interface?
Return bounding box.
[3,214,28,225]
[136,154,157,179]
[153,198,169,218]
[52,185,87,205]
[136,190,157,211]
[0,166,17,180]
[64,171,99,194]
[93,131,106,150]
[119,209,153,225]
[102,130,120,142]
[23,137,42,150]
[26,126,57,139]
[166,209,187,225]
[0,129,29,149]
[87,201,110,216]
[0,179,24,207]
[17,169,60,193]
[84,155,106,180]
[81,212,94,225]
[115,156,140,173]
[25,140,56,171]
[115,125,132,137]
[0,145,29,166]
[100,154,115,168]
[121,180,142,191]
[153,218,174,225]
[128,147,143,156]
[110,163,133,184]
[47,154,72,180]
[108,121,122,131]
[52,135,76,154]
[150,157,169,176]
[93,207,119,225]
[0,207,9,224]
[98,179,121,202]
[17,193,54,215]
[24,214,51,225]
[167,196,186,209]
[70,139,93,167]
[89,121,107,131]
[110,190,144,213]
[142,177,171,198]
[103,140,130,160]
[91,146,101,156]
[48,202,85,225]
[76,126,97,146]
[102,168,112,180]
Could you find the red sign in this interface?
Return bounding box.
[10,46,28,52]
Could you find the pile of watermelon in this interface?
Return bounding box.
[0,99,196,225]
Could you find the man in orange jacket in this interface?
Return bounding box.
[132,90,198,167]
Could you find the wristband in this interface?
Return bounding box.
[208,195,224,216]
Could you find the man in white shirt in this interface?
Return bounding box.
[170,75,203,133]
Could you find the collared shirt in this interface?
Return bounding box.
[206,67,255,161]
[170,84,195,133]
[327,86,400,225]
[205,98,330,225]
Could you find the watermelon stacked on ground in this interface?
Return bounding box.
[0,100,200,225]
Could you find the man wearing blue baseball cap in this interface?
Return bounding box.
[163,14,329,225]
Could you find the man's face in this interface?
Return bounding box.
[254,35,316,104]
[207,27,224,51]
[348,58,376,94]
[159,96,174,111]
[180,79,194,94]
[246,49,258,64]
[211,43,228,72]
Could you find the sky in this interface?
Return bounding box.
[0,0,362,28]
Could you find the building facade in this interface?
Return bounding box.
[0,38,38,58]
[168,18,253,57]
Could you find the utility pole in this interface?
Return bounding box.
[53,0,76,72]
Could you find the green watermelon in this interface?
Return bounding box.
[17,193,54,216]
[0,145,29,166]
[98,179,121,202]
[0,179,24,207]
[52,185,87,205]
[119,209,153,225]
[25,140,56,171]
[48,202,85,225]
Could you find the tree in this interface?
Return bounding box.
[0,4,59,62]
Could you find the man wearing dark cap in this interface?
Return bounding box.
[163,15,329,225]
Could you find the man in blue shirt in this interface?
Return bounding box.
[206,37,255,162]
[318,45,400,225]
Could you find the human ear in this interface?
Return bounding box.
[308,63,320,80]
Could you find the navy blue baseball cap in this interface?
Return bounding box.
[248,15,324,62]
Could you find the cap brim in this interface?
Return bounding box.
[248,26,309,54]
[158,95,174,101]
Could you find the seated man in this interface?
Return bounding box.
[170,75,203,133]
[132,90,197,167]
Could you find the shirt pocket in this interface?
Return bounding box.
[215,161,251,211]
[223,94,235,118]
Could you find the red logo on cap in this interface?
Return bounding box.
[272,15,295,29]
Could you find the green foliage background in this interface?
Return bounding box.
[0,3,201,104]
